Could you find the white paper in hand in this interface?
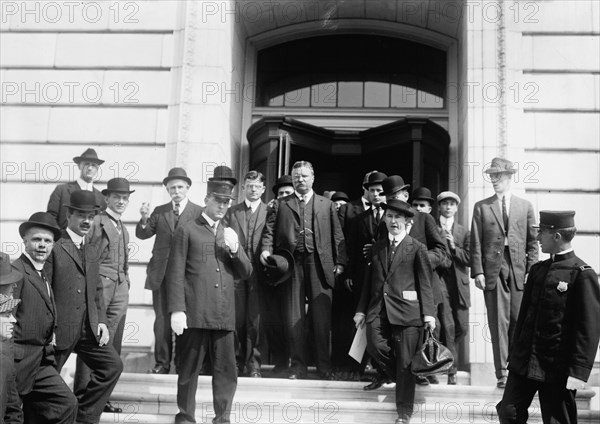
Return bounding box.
[349,325,367,363]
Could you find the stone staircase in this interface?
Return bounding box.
[98,370,599,424]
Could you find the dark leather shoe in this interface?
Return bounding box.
[447,374,457,385]
[150,365,169,374]
[416,376,430,385]
[395,416,411,423]
[103,401,123,413]
[363,374,390,391]
[497,376,507,388]
[249,370,262,378]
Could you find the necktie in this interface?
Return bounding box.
[502,196,509,235]
[116,220,123,234]
[174,203,180,216]
[374,206,381,225]
[212,222,217,235]
[40,271,51,298]
[388,239,398,269]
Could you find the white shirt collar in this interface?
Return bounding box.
[77,178,93,191]
[361,196,370,211]
[173,197,188,211]
[556,247,574,255]
[440,215,454,230]
[296,190,314,203]
[66,227,85,248]
[23,252,45,271]
[105,207,121,221]
[202,212,218,229]
[388,230,406,245]
[245,198,261,212]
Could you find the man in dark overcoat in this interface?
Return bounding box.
[497,210,600,424]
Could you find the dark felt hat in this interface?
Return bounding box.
[101,178,135,196]
[63,190,102,213]
[18,212,62,241]
[412,187,434,204]
[382,175,411,197]
[207,180,234,200]
[272,175,294,195]
[437,191,461,205]
[363,171,388,189]
[533,211,576,229]
[263,249,295,286]
[163,167,192,187]
[0,252,22,287]
[73,148,104,165]
[485,157,517,174]
[209,166,238,186]
[331,191,350,202]
[382,199,415,218]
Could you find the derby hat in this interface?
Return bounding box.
[0,293,20,314]
[272,175,294,195]
[63,190,102,213]
[207,180,234,200]
[331,191,350,202]
[73,148,104,165]
[209,166,238,185]
[437,191,461,205]
[363,171,388,189]
[263,249,295,286]
[485,157,517,174]
[1,252,22,287]
[101,178,135,196]
[163,167,192,187]
[382,199,414,218]
[362,170,379,185]
[412,187,434,204]
[382,175,411,197]
[533,210,576,229]
[18,212,62,240]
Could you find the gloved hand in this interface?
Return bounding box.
[566,376,585,390]
[171,311,187,336]
[223,227,239,253]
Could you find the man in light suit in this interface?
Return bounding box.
[10,214,78,424]
[260,161,346,380]
[136,167,203,374]
[470,157,538,388]
[224,170,268,377]
[48,191,123,424]
[47,148,106,229]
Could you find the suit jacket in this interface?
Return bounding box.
[11,255,56,395]
[47,181,106,229]
[508,253,600,382]
[470,194,538,289]
[225,201,267,264]
[166,215,252,330]
[45,231,106,350]
[261,193,346,288]
[338,198,367,235]
[439,221,471,308]
[86,212,130,284]
[363,236,435,327]
[136,200,203,290]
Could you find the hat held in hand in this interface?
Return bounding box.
[263,249,294,286]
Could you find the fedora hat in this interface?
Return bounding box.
[63,190,102,213]
[363,171,388,189]
[272,175,294,195]
[163,167,192,187]
[18,212,62,240]
[437,191,461,205]
[485,157,517,174]
[382,199,414,218]
[412,187,434,204]
[1,252,22,287]
[0,293,20,314]
[263,249,295,286]
[209,166,238,185]
[382,175,410,197]
[533,210,576,229]
[73,148,104,165]
[331,191,350,202]
[207,180,234,200]
[102,178,135,196]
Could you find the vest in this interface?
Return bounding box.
[98,221,127,284]
[245,205,259,260]
[296,196,315,253]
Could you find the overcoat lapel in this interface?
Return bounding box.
[489,196,506,234]
[61,238,84,273]
[22,258,55,315]
[234,205,248,240]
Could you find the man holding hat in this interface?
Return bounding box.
[166,179,252,424]
[10,213,78,423]
[47,148,106,229]
[137,167,203,375]
[470,157,538,388]
[357,199,436,424]
[497,211,600,423]
[74,178,135,413]
[48,191,123,424]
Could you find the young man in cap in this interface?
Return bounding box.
[224,170,268,377]
[74,178,135,413]
[10,213,78,423]
[497,211,600,424]
[166,180,252,424]
[357,199,436,424]
[137,167,203,374]
[48,191,123,424]
[47,148,106,229]
[437,191,470,385]
[470,157,538,388]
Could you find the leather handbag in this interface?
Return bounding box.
[410,328,454,377]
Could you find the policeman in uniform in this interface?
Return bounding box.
[497,210,600,424]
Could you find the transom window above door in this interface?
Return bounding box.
[256,35,446,109]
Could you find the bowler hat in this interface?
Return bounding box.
[437,191,461,205]
[0,252,22,287]
[533,210,576,229]
[331,191,350,202]
[362,170,379,185]
[18,212,62,240]
[363,171,388,189]
[412,187,434,204]
[382,199,414,217]
[382,175,410,197]
[263,249,295,286]
[163,167,192,187]
[207,180,234,200]
[63,190,102,213]
[73,148,104,165]
[209,166,238,185]
[272,175,294,195]
[101,178,135,196]
[0,293,20,314]
[485,157,517,174]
